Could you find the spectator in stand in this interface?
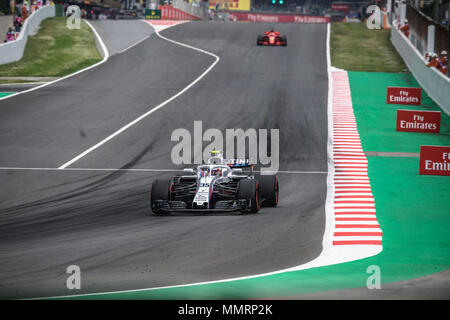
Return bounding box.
[439,51,448,75]
[22,3,29,21]
[31,1,38,14]
[13,14,23,33]
[4,27,16,42]
[426,53,440,69]
[400,19,409,38]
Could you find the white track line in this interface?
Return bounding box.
[0,167,326,174]
[118,35,151,54]
[0,167,182,173]
[0,20,109,102]
[57,21,220,169]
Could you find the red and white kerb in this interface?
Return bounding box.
[331,72,382,246]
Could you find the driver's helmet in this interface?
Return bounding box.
[200,167,210,177]
[212,167,222,176]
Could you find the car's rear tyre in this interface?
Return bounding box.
[237,179,260,213]
[258,175,279,207]
[150,179,172,215]
[282,36,287,46]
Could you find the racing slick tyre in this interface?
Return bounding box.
[150,179,172,215]
[281,36,287,46]
[237,179,260,214]
[258,175,279,207]
[257,35,263,46]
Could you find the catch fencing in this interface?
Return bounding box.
[406,4,449,56]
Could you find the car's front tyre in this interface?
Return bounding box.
[257,35,263,46]
[150,179,172,215]
[237,179,260,213]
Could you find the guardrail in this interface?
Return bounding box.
[0,5,55,66]
[391,21,450,114]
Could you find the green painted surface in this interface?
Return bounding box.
[57,72,450,300]
[0,92,14,98]
[347,71,450,153]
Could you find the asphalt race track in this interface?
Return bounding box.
[0,21,328,299]
[90,20,155,56]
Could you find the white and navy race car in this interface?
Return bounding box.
[150,151,279,215]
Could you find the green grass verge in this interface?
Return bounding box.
[331,22,408,73]
[0,17,101,77]
[0,79,43,84]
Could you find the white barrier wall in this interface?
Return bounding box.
[0,5,55,65]
[391,21,450,114]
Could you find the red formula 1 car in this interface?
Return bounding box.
[256,29,287,46]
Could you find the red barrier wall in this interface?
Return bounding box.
[159,5,200,20]
[229,12,330,23]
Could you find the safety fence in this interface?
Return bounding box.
[406,4,449,56]
[0,5,55,66]
[391,21,450,114]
